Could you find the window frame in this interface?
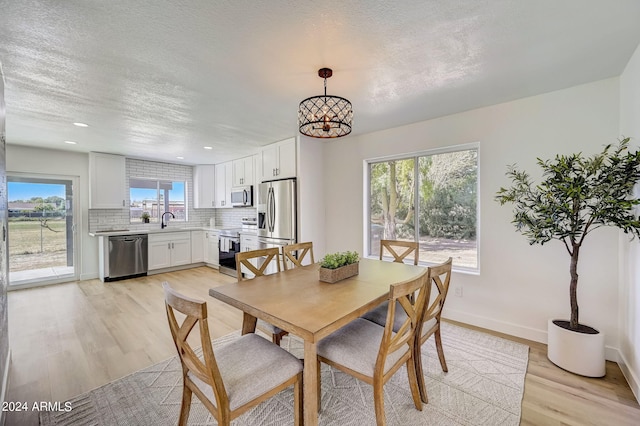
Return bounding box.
[364,142,480,274]
[129,177,187,224]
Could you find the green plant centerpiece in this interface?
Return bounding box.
[141,211,151,223]
[495,138,640,376]
[319,251,360,283]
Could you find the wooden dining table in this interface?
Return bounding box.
[208,257,426,426]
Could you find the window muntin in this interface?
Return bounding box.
[130,178,186,223]
[367,145,478,271]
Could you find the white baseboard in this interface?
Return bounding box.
[80,272,99,281]
[0,348,11,426]
[444,309,620,362]
[444,308,548,343]
[617,350,640,403]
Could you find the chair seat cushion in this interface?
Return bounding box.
[188,333,302,411]
[257,318,284,335]
[317,318,407,377]
[361,300,404,332]
[362,301,437,336]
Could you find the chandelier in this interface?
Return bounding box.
[298,68,353,138]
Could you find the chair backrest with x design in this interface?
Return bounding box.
[282,242,315,270]
[379,239,419,265]
[420,257,453,334]
[163,282,228,412]
[378,269,430,365]
[235,247,281,281]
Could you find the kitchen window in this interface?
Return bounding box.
[129,178,186,223]
[367,143,479,272]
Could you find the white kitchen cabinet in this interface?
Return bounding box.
[148,232,191,271]
[205,230,220,267]
[214,161,233,208]
[89,152,126,208]
[240,233,258,278]
[190,230,205,263]
[260,138,296,181]
[232,155,255,187]
[193,165,216,208]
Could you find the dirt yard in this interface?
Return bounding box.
[419,236,477,269]
[8,219,68,272]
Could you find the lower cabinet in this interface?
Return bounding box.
[205,230,220,268]
[191,230,205,263]
[148,232,192,271]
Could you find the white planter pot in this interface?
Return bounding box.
[547,319,605,377]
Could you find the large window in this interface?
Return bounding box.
[367,144,478,271]
[130,178,186,223]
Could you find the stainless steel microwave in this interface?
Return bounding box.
[230,185,253,207]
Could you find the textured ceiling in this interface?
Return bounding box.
[1,1,640,164]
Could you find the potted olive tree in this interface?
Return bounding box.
[495,138,640,377]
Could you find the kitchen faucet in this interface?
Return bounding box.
[161,211,175,229]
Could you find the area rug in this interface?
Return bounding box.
[40,322,529,425]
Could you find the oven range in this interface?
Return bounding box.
[218,228,241,277]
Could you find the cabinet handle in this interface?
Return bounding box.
[172,242,174,249]
[168,243,171,249]
[276,168,280,176]
[122,200,125,207]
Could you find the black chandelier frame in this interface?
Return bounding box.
[298,68,353,138]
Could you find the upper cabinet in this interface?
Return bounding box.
[214,161,233,208]
[89,152,126,209]
[193,165,216,208]
[260,138,296,182]
[232,155,255,187]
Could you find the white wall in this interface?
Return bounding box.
[619,42,640,399]
[6,146,98,280]
[323,78,622,356]
[297,135,326,258]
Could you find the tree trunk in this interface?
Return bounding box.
[383,162,398,240]
[569,244,580,330]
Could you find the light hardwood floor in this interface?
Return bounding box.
[5,266,640,425]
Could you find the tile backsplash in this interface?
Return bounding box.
[89,157,256,232]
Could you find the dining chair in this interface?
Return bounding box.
[379,239,419,265]
[162,282,303,426]
[282,241,315,270]
[316,268,430,425]
[235,247,288,345]
[413,258,452,401]
[362,258,453,403]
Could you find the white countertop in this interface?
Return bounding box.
[89,227,212,237]
[89,226,254,237]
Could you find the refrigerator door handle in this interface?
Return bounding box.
[270,187,276,232]
[268,187,275,232]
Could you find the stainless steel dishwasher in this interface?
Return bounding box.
[107,234,148,281]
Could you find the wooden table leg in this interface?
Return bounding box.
[304,340,319,426]
[241,312,257,335]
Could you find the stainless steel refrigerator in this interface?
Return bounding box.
[257,178,296,273]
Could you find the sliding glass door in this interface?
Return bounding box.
[7,173,78,287]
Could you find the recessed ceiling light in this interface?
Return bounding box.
[204,146,213,150]
[64,140,77,145]
[73,122,89,127]
[176,156,184,160]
